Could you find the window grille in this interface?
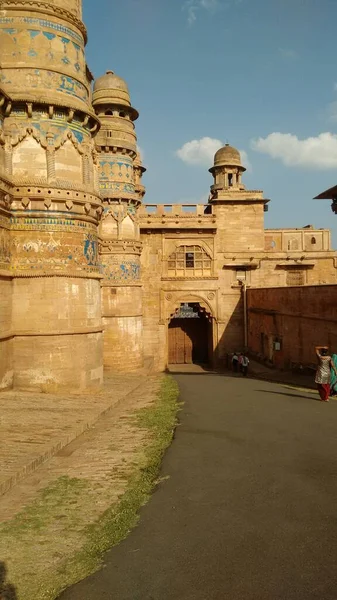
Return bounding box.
[286,270,305,286]
[168,245,212,276]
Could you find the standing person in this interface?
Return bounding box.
[241,353,249,376]
[232,351,239,373]
[330,353,337,396]
[238,353,243,373]
[315,346,337,402]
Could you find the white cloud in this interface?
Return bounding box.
[239,149,252,172]
[176,137,222,166]
[183,0,219,25]
[176,137,253,171]
[279,47,299,60]
[182,0,241,25]
[251,132,337,170]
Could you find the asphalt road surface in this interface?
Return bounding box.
[59,374,337,600]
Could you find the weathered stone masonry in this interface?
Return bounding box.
[0,0,103,391]
[0,0,336,390]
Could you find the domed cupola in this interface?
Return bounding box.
[93,70,139,130]
[213,144,243,168]
[209,143,246,198]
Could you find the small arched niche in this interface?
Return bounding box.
[100,212,118,238]
[55,139,82,184]
[12,136,47,180]
[120,214,135,239]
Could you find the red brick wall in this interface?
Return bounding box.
[247,285,337,368]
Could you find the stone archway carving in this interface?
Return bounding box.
[166,294,216,366]
[167,294,215,323]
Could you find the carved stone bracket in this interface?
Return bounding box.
[99,239,142,255]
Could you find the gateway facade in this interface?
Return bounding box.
[0,0,336,390]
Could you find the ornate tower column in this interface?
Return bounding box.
[0,87,13,389]
[93,71,145,371]
[0,0,103,391]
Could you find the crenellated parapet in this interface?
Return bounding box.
[138,204,216,231]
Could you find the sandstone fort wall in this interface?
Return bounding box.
[247,285,337,369]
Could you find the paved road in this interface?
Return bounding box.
[59,374,337,600]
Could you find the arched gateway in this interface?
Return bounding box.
[168,302,213,366]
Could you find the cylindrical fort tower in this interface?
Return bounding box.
[0,0,103,391]
[93,70,146,371]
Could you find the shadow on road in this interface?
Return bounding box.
[256,389,320,402]
[166,368,254,379]
[0,562,18,600]
[168,368,317,393]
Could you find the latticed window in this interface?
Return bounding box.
[168,245,212,276]
[286,269,305,286]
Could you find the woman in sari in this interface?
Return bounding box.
[330,354,337,396]
[315,346,337,402]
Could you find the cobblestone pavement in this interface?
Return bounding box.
[0,373,146,498]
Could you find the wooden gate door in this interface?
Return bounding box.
[189,318,208,364]
[168,320,193,364]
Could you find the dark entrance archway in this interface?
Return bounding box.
[168,303,212,365]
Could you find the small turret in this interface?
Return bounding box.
[209,144,246,196]
[93,70,145,372]
[93,70,144,205]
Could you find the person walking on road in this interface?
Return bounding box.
[232,352,239,373]
[315,346,337,402]
[238,353,243,373]
[330,354,337,396]
[241,354,249,377]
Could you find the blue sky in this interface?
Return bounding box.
[84,0,337,246]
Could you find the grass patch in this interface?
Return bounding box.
[54,376,180,595]
[0,375,180,600]
[1,477,89,537]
